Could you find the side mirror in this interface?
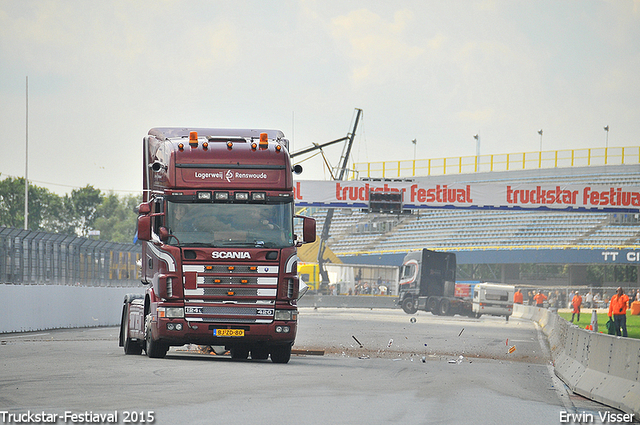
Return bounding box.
[138,202,151,214]
[137,215,152,241]
[302,216,316,243]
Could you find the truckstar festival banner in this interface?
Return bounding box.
[292,180,640,213]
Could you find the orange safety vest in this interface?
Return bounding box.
[609,294,629,316]
[534,293,547,305]
[572,295,582,313]
[514,291,523,304]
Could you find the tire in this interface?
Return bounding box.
[145,314,168,358]
[439,298,451,316]
[120,303,142,355]
[119,304,128,348]
[270,345,292,364]
[401,297,418,314]
[231,346,249,360]
[426,297,439,314]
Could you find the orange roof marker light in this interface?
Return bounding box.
[259,133,269,149]
[189,131,198,148]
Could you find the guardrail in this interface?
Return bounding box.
[513,304,640,417]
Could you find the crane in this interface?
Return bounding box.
[291,108,363,293]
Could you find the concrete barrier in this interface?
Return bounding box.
[514,304,640,418]
[0,283,140,333]
[0,288,397,334]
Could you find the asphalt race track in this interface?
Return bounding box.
[0,308,622,425]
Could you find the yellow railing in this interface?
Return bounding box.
[352,146,640,179]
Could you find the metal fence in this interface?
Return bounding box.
[0,227,141,287]
[353,145,640,178]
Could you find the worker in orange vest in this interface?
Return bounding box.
[608,287,629,337]
[513,289,523,304]
[533,291,547,307]
[570,291,582,323]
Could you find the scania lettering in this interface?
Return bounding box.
[119,128,316,363]
[212,251,251,259]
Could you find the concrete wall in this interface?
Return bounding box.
[0,284,140,333]
[513,304,640,418]
[0,289,395,334]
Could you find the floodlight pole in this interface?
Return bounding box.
[24,76,29,230]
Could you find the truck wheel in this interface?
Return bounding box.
[402,297,418,314]
[124,335,143,355]
[123,307,143,355]
[270,345,292,364]
[426,297,439,314]
[120,303,142,355]
[231,346,249,360]
[119,304,128,348]
[144,315,168,358]
[439,299,451,316]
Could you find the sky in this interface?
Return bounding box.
[1,0,639,196]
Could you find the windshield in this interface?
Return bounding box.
[165,201,294,248]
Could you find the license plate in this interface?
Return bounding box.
[214,329,244,337]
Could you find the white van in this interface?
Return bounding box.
[472,283,515,320]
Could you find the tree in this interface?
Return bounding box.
[93,193,141,243]
[66,185,104,236]
[0,175,64,231]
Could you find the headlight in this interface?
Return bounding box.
[166,322,183,331]
[274,309,296,321]
[158,307,184,318]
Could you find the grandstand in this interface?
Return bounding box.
[298,162,640,287]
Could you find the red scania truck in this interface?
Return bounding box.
[119,128,316,363]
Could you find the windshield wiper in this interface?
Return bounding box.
[215,241,279,248]
[217,241,259,247]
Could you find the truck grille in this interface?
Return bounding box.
[183,263,278,324]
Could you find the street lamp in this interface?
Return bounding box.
[604,125,609,149]
[411,139,417,161]
[538,129,543,151]
[473,134,480,172]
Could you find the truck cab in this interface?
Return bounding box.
[397,249,472,316]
